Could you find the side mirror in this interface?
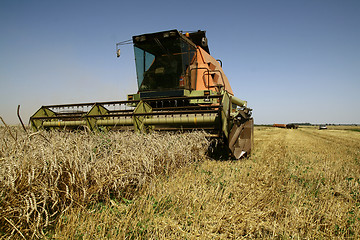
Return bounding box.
[201,37,208,47]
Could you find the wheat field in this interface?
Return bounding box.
[1,125,359,239]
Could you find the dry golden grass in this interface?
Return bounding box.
[1,125,360,239]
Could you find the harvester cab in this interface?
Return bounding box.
[30,29,253,159]
[128,30,233,99]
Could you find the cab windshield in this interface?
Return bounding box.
[134,36,196,92]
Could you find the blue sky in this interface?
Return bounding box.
[1,0,359,125]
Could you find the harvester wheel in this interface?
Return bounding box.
[208,137,230,160]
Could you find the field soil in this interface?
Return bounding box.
[1,126,360,239]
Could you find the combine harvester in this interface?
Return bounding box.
[30,30,253,159]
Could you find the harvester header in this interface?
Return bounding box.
[30,29,253,159]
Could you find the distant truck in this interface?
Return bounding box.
[273,124,298,129]
[286,124,298,129]
[273,124,286,128]
[319,125,327,130]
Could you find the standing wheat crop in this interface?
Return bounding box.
[0,127,209,238]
